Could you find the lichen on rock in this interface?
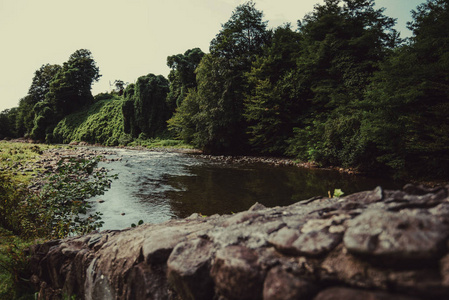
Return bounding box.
[29,184,449,299]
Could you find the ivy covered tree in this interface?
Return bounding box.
[123,74,170,138]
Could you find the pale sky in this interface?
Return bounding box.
[0,0,424,112]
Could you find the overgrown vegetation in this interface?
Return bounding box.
[53,96,127,146]
[1,0,448,181]
[0,228,34,299]
[0,142,115,297]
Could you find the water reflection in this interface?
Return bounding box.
[90,148,403,230]
[165,161,402,218]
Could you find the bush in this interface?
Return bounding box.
[0,157,116,239]
[37,157,117,238]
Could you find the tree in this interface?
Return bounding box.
[166,48,205,110]
[122,83,136,135]
[175,1,270,153]
[28,49,101,141]
[113,80,126,96]
[244,24,303,154]
[210,1,270,63]
[46,49,101,119]
[124,74,170,138]
[15,64,61,137]
[28,64,62,104]
[0,109,17,138]
[286,0,398,166]
[30,101,55,141]
[360,0,449,178]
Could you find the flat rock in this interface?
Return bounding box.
[344,209,449,261]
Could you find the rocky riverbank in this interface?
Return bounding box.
[25,147,117,192]
[29,184,449,299]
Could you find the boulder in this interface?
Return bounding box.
[29,184,449,299]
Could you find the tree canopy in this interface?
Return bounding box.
[3,0,448,180]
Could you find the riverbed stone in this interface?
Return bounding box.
[28,184,449,299]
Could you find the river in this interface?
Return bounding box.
[89,148,403,230]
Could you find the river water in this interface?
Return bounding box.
[89,148,402,230]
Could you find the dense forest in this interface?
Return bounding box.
[1,0,448,180]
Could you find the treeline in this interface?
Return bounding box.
[0,49,100,142]
[1,0,448,180]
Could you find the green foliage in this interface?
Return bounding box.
[30,101,55,141]
[46,49,100,118]
[0,228,34,299]
[94,92,114,101]
[167,48,205,109]
[26,49,101,141]
[128,137,192,149]
[2,0,448,180]
[0,172,33,236]
[170,1,270,154]
[285,0,401,172]
[210,0,270,62]
[0,108,19,139]
[0,156,115,238]
[244,24,303,154]
[124,74,170,138]
[355,0,449,179]
[131,220,144,228]
[37,158,115,238]
[53,97,128,146]
[167,89,200,143]
[332,189,344,198]
[0,142,114,298]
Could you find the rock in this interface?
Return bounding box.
[263,267,318,300]
[28,185,449,299]
[344,209,449,262]
[314,287,420,300]
[167,238,215,300]
[268,227,341,257]
[211,245,265,300]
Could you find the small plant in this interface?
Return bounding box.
[328,188,344,198]
[131,220,144,228]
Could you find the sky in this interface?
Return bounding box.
[0,0,425,112]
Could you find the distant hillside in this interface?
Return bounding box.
[52,96,130,146]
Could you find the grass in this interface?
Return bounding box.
[0,141,59,183]
[127,137,194,149]
[0,141,56,299]
[1,141,117,298]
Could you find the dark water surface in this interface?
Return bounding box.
[89,148,402,230]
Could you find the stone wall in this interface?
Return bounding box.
[29,184,449,299]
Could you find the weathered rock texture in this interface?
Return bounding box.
[29,184,449,299]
